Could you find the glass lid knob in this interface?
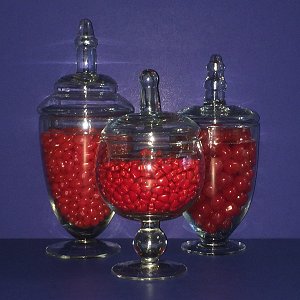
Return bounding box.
[75,19,98,74]
[204,54,227,106]
[140,69,162,114]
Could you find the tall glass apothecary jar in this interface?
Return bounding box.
[180,55,259,255]
[38,19,134,259]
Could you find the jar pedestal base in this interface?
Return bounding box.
[111,260,186,281]
[181,239,245,256]
[45,239,120,259]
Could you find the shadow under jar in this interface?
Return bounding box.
[97,69,205,280]
[179,55,260,255]
[38,19,134,259]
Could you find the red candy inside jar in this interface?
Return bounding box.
[98,148,204,218]
[41,128,112,232]
[186,126,257,234]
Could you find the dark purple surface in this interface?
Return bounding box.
[0,239,299,299]
[0,0,299,238]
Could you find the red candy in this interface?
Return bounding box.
[97,150,203,216]
[187,127,256,234]
[41,128,111,229]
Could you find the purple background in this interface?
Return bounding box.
[0,0,299,239]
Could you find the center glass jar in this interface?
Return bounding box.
[38,19,134,258]
[97,69,205,280]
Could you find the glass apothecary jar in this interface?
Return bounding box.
[180,55,259,255]
[38,19,134,259]
[97,69,205,280]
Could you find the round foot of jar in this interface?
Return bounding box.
[45,239,121,259]
[111,260,187,281]
[181,239,246,256]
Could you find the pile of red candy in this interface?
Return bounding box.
[41,128,111,229]
[187,127,256,234]
[98,149,203,216]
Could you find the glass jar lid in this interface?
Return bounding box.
[38,19,134,117]
[179,55,259,126]
[102,69,200,144]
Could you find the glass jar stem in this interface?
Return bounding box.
[133,220,167,268]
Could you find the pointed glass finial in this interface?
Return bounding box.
[204,54,227,105]
[75,19,98,73]
[140,69,162,114]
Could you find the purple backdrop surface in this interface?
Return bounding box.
[0,0,299,239]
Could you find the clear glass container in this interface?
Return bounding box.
[96,69,205,280]
[179,55,260,255]
[38,19,134,259]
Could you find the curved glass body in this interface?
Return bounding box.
[40,122,112,240]
[97,69,204,280]
[180,55,260,255]
[98,141,203,220]
[38,19,134,258]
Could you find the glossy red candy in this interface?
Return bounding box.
[41,128,111,229]
[187,127,256,234]
[98,150,203,216]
